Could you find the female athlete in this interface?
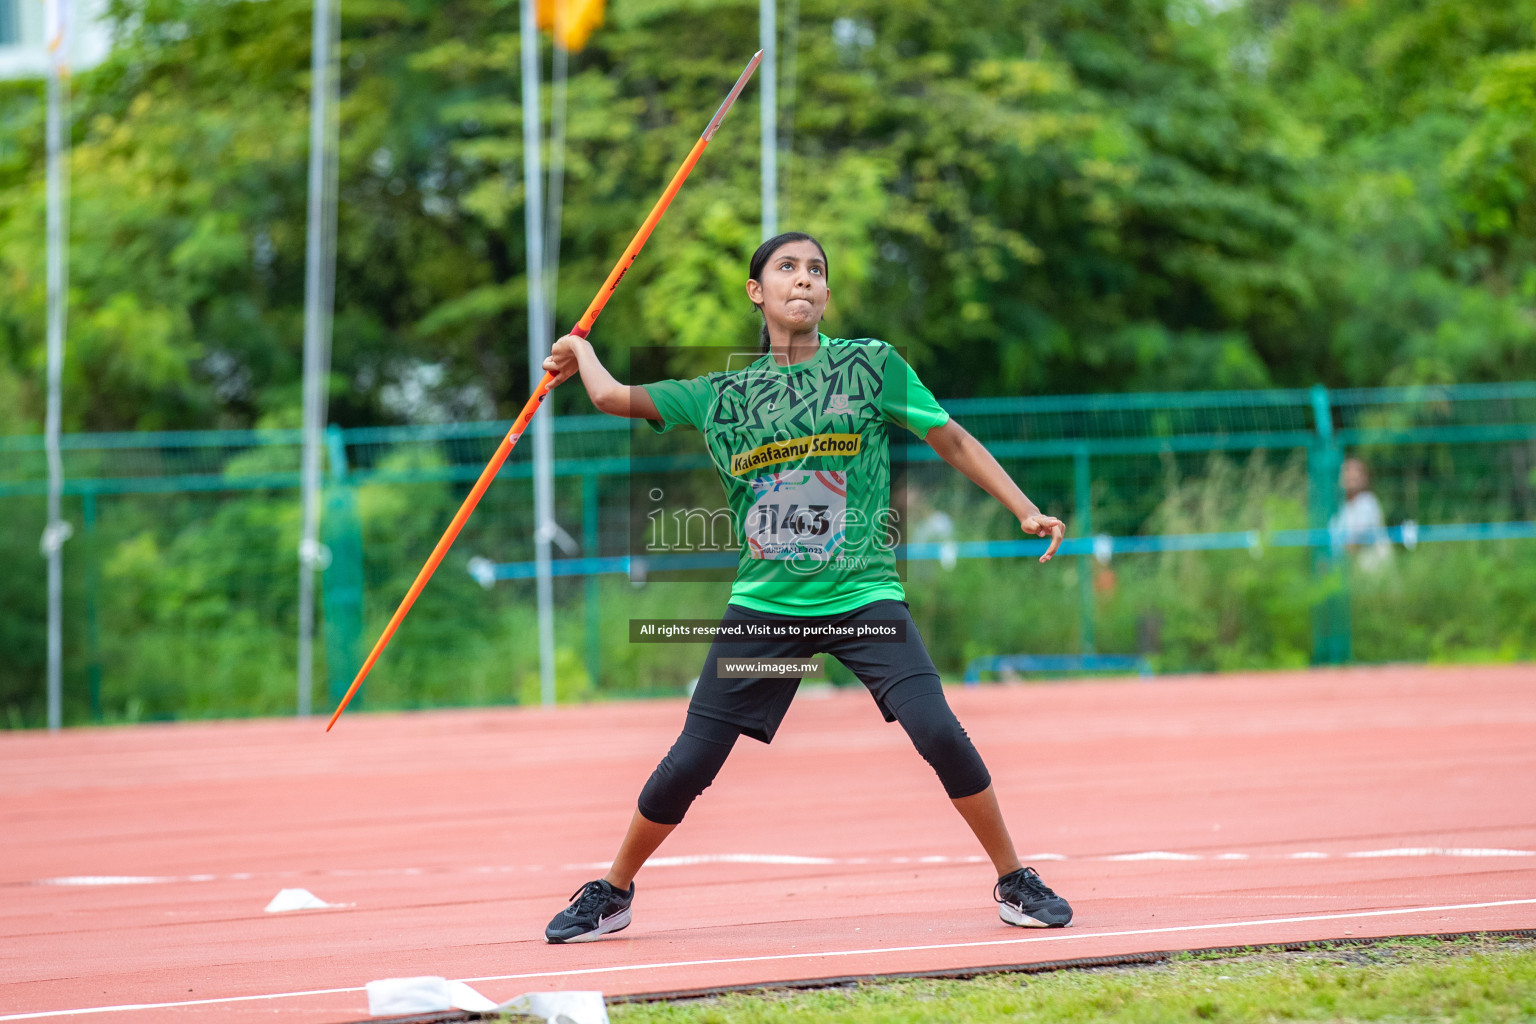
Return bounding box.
[538,231,1072,942]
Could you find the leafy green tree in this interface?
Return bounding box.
[6,0,1536,435]
[6,0,1536,724]
[1266,0,1536,385]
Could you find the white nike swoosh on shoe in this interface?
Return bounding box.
[560,906,632,943]
[999,903,1069,928]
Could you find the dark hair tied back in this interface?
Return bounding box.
[749,231,829,353]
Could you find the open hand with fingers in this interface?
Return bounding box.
[1020,513,1066,563]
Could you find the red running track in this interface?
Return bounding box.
[2,664,1535,1022]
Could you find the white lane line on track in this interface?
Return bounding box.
[1348,848,1536,858]
[567,854,847,869]
[4,898,1535,1021]
[25,847,1536,887]
[0,987,364,1022]
[35,877,178,886]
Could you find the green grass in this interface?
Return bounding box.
[600,937,1536,1024]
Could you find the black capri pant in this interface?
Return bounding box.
[637,600,991,825]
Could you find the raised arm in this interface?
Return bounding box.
[924,419,1065,562]
[542,334,661,420]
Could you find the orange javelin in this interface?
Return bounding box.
[327,50,763,731]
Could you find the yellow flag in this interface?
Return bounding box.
[536,0,605,52]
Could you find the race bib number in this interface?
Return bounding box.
[745,470,848,561]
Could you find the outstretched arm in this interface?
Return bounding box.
[542,334,660,420]
[924,419,1065,562]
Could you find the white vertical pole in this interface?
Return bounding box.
[546,39,567,391]
[780,0,799,225]
[297,0,340,717]
[521,0,556,707]
[42,39,71,734]
[546,30,567,307]
[759,0,777,240]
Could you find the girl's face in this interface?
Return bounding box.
[745,240,830,334]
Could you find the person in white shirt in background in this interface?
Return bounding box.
[1334,457,1393,572]
[907,482,959,571]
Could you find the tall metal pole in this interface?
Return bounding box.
[780,0,799,225]
[546,34,568,312]
[297,0,340,717]
[42,0,72,733]
[521,0,557,707]
[759,0,777,239]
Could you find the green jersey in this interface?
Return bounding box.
[643,334,950,616]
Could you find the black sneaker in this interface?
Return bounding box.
[994,866,1072,928]
[545,879,635,943]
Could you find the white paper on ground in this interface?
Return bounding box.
[263,888,342,913]
[364,977,497,1014]
[366,977,453,1015]
[446,981,502,1013]
[364,977,607,1022]
[504,990,610,1024]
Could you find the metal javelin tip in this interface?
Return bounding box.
[703,51,763,141]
